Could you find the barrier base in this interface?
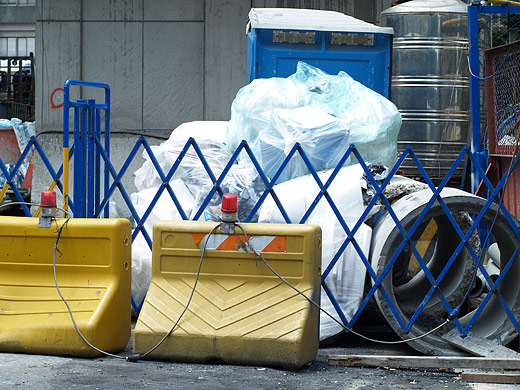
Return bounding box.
[0,217,132,357]
[134,221,321,369]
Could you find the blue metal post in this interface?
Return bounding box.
[87,99,96,218]
[468,4,520,192]
[468,4,482,193]
[73,101,86,218]
[63,80,111,218]
[95,108,101,215]
[104,96,110,218]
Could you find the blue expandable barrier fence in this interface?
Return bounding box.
[1,80,520,355]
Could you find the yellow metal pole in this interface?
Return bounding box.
[63,147,69,216]
[0,183,10,203]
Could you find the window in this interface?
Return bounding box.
[0,37,35,57]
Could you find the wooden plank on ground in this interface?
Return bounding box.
[461,372,520,384]
[328,355,520,370]
[442,328,520,359]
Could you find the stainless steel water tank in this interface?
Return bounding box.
[381,0,469,181]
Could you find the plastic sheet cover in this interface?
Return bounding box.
[260,106,350,183]
[226,62,401,175]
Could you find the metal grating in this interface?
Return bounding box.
[486,41,520,157]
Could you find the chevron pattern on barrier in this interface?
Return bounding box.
[139,279,312,335]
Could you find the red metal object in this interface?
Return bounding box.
[487,156,520,220]
[485,42,520,158]
[0,127,21,164]
[0,126,33,189]
[484,41,520,220]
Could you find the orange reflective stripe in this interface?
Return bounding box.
[262,236,286,252]
[193,233,287,253]
[192,233,206,245]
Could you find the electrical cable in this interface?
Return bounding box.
[0,206,220,361]
[233,223,451,346]
[0,201,126,358]
[467,56,505,81]
[467,44,516,81]
[37,130,170,140]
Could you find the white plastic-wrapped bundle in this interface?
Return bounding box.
[130,179,195,313]
[318,220,371,340]
[190,160,264,223]
[258,164,365,225]
[131,121,233,311]
[257,164,370,340]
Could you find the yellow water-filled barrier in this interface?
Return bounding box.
[134,221,321,369]
[0,216,132,357]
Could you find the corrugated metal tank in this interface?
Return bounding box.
[381,0,469,181]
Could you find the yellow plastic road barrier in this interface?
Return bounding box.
[134,221,321,369]
[0,216,132,357]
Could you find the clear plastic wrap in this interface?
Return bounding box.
[226,62,401,172]
[226,77,304,154]
[259,106,350,183]
[292,63,401,168]
[0,163,27,189]
[134,121,232,201]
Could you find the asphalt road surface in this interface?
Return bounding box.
[1,331,517,389]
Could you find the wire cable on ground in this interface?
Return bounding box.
[52,217,220,362]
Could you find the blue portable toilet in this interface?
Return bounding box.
[247,8,394,98]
